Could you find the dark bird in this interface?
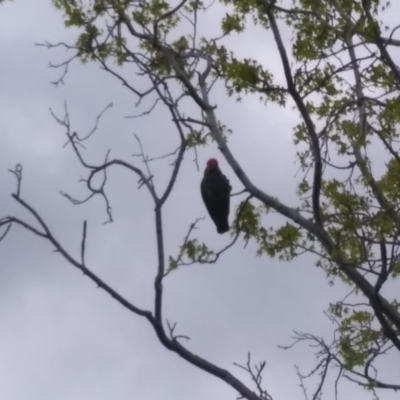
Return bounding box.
[201,158,232,234]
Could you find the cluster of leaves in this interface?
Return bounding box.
[232,201,302,261]
[53,0,185,70]
[199,38,287,104]
[330,304,381,369]
[168,238,215,270]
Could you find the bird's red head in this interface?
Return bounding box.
[206,158,219,170]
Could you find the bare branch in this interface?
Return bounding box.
[81,220,87,266]
[0,222,12,242]
[234,353,272,400]
[10,193,152,318]
[8,164,23,198]
[265,2,323,228]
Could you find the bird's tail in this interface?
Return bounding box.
[217,223,229,234]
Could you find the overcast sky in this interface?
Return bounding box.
[0,1,399,400]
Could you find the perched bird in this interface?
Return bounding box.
[200,158,232,234]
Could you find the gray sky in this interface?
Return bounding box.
[0,1,399,399]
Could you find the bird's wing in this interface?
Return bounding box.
[202,173,231,198]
